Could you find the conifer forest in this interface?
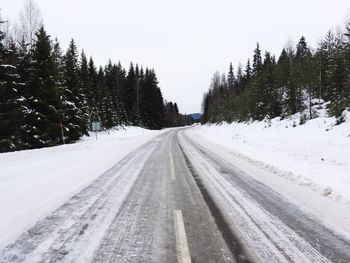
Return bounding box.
[0,9,191,153]
[202,24,350,125]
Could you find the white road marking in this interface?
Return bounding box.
[174,210,191,263]
[169,151,176,181]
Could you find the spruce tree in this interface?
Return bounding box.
[104,61,120,126]
[51,38,67,142]
[227,63,235,91]
[17,37,31,98]
[125,63,136,124]
[115,62,128,124]
[345,22,350,107]
[328,32,348,118]
[236,63,243,93]
[295,36,313,117]
[95,67,104,124]
[79,50,90,117]
[0,12,179,152]
[0,28,23,151]
[262,52,281,117]
[62,39,88,140]
[140,69,165,129]
[201,92,210,123]
[139,68,151,127]
[88,57,98,114]
[252,42,262,76]
[97,66,114,129]
[277,48,294,115]
[318,31,336,102]
[245,59,252,80]
[22,26,62,148]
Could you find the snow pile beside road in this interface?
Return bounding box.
[187,111,350,202]
[0,126,165,250]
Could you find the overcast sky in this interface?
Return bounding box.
[1,0,350,113]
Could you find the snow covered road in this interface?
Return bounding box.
[179,129,350,263]
[0,130,235,262]
[0,128,349,262]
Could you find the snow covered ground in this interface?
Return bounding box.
[0,127,166,250]
[186,110,350,237]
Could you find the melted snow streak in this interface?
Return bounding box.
[0,136,160,263]
[178,131,350,263]
[177,137,250,263]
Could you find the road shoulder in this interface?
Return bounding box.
[183,128,350,242]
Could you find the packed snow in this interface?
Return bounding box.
[0,127,166,250]
[186,109,350,238]
[188,110,350,202]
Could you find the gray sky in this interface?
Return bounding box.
[1,0,350,114]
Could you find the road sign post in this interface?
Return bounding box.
[60,123,65,144]
[92,122,101,140]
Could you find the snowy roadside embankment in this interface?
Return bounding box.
[0,127,166,250]
[187,112,350,203]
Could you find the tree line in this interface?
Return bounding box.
[202,23,350,125]
[0,5,190,153]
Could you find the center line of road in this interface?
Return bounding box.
[169,151,176,181]
[173,210,192,263]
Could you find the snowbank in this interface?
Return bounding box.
[187,111,350,203]
[0,127,166,249]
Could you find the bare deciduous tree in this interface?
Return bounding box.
[15,0,43,46]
